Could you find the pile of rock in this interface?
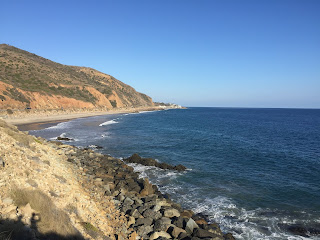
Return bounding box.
[124,153,187,172]
[64,147,235,240]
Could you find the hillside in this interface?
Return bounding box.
[0,44,153,110]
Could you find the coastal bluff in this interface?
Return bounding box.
[0,44,153,111]
[0,119,234,240]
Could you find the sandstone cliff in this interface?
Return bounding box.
[0,44,153,110]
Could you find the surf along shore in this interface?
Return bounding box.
[1,106,164,126]
[0,110,235,240]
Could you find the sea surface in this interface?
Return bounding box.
[30,107,320,239]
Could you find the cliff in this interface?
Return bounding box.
[0,44,153,110]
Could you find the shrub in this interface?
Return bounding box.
[6,109,13,114]
[0,95,5,101]
[110,100,117,108]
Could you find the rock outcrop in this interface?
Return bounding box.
[124,153,187,172]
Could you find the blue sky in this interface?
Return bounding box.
[1,0,320,108]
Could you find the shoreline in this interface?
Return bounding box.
[55,140,235,240]
[0,118,233,240]
[1,107,165,126]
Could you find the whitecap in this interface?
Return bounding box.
[44,121,71,130]
[99,119,118,126]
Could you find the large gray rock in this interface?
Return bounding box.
[154,218,172,232]
[136,217,153,226]
[124,153,187,172]
[137,225,153,239]
[167,226,186,239]
[203,223,223,236]
[149,231,171,240]
[172,217,186,229]
[192,228,219,238]
[128,209,142,218]
[223,233,236,240]
[164,208,180,218]
[140,178,155,197]
[152,204,162,212]
[143,209,162,220]
[185,218,199,235]
[123,197,135,206]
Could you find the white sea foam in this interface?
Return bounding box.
[125,162,318,240]
[99,119,118,126]
[44,121,71,130]
[184,196,316,240]
[138,111,152,114]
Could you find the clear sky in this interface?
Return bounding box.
[1,0,320,108]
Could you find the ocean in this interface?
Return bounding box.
[30,107,320,239]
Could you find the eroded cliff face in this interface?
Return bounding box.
[0,44,154,110]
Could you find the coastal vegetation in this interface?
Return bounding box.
[0,44,154,111]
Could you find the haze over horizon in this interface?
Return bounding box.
[1,0,319,108]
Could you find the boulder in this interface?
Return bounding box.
[174,164,187,171]
[203,223,223,236]
[143,209,162,220]
[223,233,235,240]
[180,210,194,218]
[140,178,155,197]
[127,216,136,227]
[185,218,199,235]
[172,217,185,228]
[128,209,142,218]
[136,218,153,226]
[123,197,135,206]
[164,208,180,218]
[154,218,172,232]
[195,219,207,225]
[57,136,73,141]
[137,225,153,239]
[149,231,172,240]
[192,228,217,238]
[124,154,187,172]
[167,226,186,239]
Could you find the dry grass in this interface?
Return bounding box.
[1,128,32,147]
[80,222,100,239]
[11,189,79,237]
[0,120,18,132]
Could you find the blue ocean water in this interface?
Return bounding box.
[30,108,320,239]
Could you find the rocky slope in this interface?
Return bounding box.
[0,119,125,239]
[0,119,234,240]
[0,44,153,111]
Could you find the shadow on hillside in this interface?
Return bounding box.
[0,214,85,240]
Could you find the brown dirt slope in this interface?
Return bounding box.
[0,44,153,110]
[0,119,125,239]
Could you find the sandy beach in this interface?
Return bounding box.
[1,107,162,126]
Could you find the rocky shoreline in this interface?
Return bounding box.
[56,141,235,240]
[0,118,234,240]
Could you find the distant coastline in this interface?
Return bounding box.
[1,106,185,126]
